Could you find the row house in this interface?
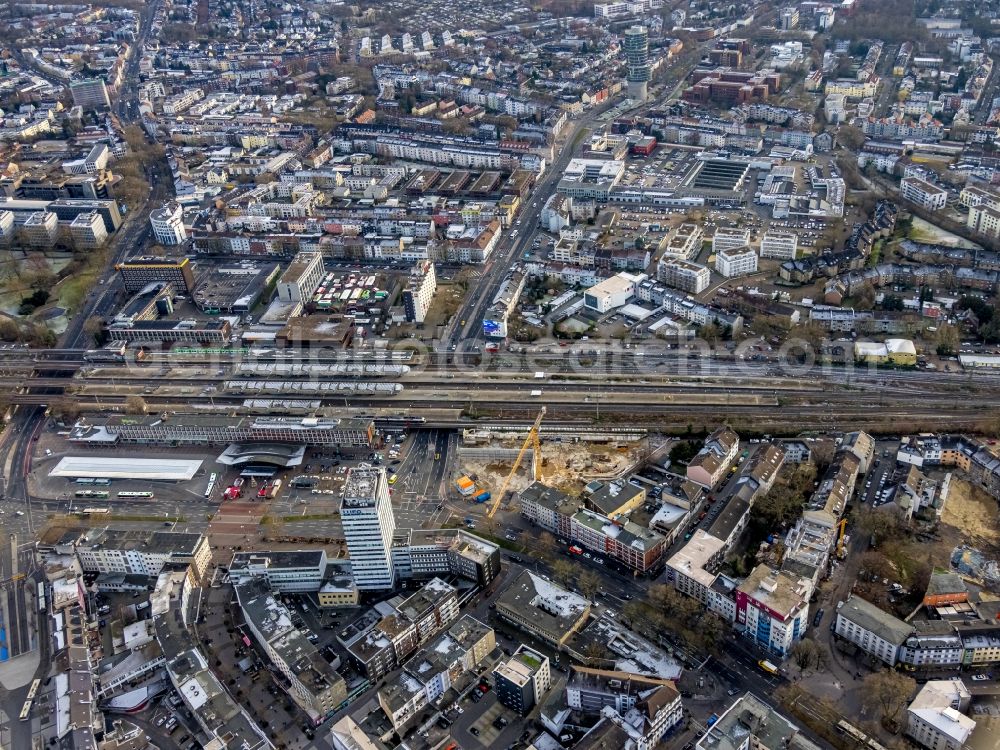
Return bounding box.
[686,427,740,489]
[517,483,666,573]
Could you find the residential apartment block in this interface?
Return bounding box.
[376,615,495,730]
[657,258,711,294]
[712,227,751,254]
[661,222,704,260]
[696,692,821,750]
[834,594,914,665]
[906,680,975,750]
[967,187,1000,240]
[390,528,502,588]
[52,529,212,582]
[402,260,437,323]
[344,578,461,680]
[760,231,798,260]
[715,245,758,278]
[149,201,188,245]
[494,646,552,715]
[69,212,109,249]
[565,667,684,750]
[901,177,948,211]
[686,427,740,488]
[735,564,811,655]
[665,529,727,606]
[516,481,665,572]
[228,550,329,593]
[276,250,325,304]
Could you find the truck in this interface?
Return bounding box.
[758,659,779,676]
[474,491,491,503]
[707,714,720,727]
[269,479,282,498]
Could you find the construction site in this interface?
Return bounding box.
[453,410,652,508]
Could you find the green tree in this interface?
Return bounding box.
[935,323,960,356]
[698,321,723,344]
[668,440,699,465]
[882,294,905,311]
[83,315,106,345]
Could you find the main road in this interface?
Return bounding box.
[445,95,670,349]
[443,116,593,350]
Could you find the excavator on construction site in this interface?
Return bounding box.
[486,407,546,519]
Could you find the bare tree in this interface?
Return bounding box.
[578,570,602,602]
[862,670,916,732]
[791,639,820,670]
[124,395,148,414]
[550,558,575,587]
[48,397,81,423]
[83,316,105,344]
[536,531,558,561]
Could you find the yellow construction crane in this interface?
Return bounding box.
[487,407,546,519]
[836,518,848,559]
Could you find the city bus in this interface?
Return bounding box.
[116,491,154,499]
[20,678,41,721]
[82,507,111,516]
[204,472,218,498]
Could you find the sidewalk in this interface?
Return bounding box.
[0,649,39,691]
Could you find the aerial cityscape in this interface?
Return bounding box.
[4,0,1000,749]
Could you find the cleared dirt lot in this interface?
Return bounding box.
[940,477,1000,550]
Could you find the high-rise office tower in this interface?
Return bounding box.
[624,26,651,101]
[341,468,397,590]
